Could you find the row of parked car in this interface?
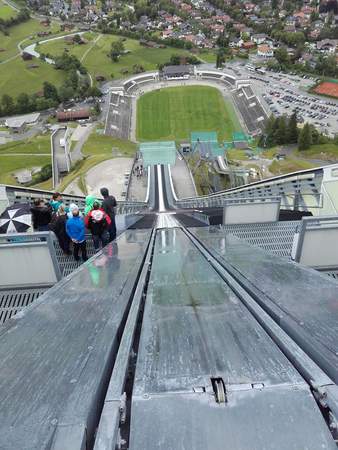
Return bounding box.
[263,88,338,131]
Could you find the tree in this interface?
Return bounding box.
[1,94,15,115]
[261,115,276,147]
[87,86,102,97]
[73,34,82,44]
[58,85,75,102]
[241,32,250,42]
[110,39,125,61]
[216,48,225,68]
[67,70,79,90]
[271,0,278,11]
[275,115,287,145]
[287,112,298,144]
[298,123,312,150]
[39,164,52,181]
[43,81,59,102]
[216,31,229,48]
[169,54,181,65]
[274,47,290,66]
[16,93,31,114]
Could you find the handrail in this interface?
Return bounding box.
[177,165,327,202]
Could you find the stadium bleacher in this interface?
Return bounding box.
[233,87,267,134]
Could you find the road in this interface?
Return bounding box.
[22,31,86,65]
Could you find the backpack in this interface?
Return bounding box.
[88,209,107,235]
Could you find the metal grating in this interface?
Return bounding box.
[222,220,300,258]
[53,236,97,277]
[323,271,338,280]
[0,287,48,325]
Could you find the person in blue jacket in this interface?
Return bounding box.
[65,205,88,262]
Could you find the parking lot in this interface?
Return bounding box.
[221,61,338,137]
[262,88,338,135]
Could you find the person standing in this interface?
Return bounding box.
[49,192,63,213]
[68,203,83,219]
[30,199,52,231]
[84,195,98,215]
[66,205,87,262]
[49,205,71,255]
[100,187,117,242]
[85,201,111,251]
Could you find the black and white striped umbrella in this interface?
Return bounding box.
[0,203,32,234]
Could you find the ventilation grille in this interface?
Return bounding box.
[0,288,48,325]
[223,221,300,258]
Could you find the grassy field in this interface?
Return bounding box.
[295,143,338,160]
[0,134,52,184]
[136,85,242,141]
[227,149,249,161]
[198,50,216,64]
[40,32,192,81]
[82,128,137,157]
[0,133,51,154]
[0,155,51,184]
[0,1,17,20]
[0,18,66,97]
[269,158,315,176]
[0,19,60,61]
[0,56,65,97]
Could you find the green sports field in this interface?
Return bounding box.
[136,85,242,141]
[0,1,17,20]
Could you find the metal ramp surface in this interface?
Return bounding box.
[129,228,335,450]
[0,230,152,450]
[1,226,338,449]
[191,227,338,384]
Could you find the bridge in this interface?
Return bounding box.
[1,163,338,449]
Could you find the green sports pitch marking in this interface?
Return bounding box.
[136,85,242,142]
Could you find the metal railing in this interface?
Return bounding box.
[173,166,327,211]
[1,184,148,215]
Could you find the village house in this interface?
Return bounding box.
[251,33,267,45]
[309,29,321,40]
[244,2,255,12]
[317,39,338,54]
[229,37,243,48]
[257,44,274,57]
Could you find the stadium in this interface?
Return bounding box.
[2,64,338,450]
[104,65,268,142]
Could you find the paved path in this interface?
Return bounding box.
[170,154,197,199]
[128,170,147,201]
[85,157,133,200]
[2,0,19,11]
[0,153,50,156]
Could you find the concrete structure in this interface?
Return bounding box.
[5,112,40,132]
[51,127,72,188]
